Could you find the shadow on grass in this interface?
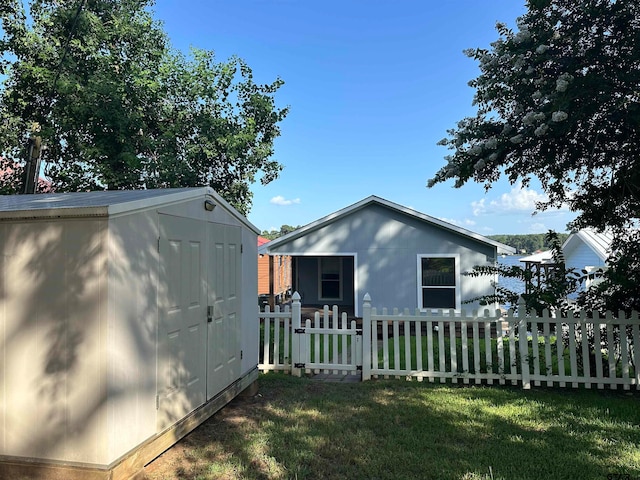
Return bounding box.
[145,374,640,480]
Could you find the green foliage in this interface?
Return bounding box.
[0,0,288,215]
[430,0,640,310]
[488,232,569,253]
[260,224,299,240]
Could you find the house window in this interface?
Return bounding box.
[418,255,459,310]
[319,257,342,300]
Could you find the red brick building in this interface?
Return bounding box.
[258,236,291,307]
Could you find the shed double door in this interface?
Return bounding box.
[157,215,241,429]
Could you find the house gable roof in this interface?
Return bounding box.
[259,195,515,255]
[562,228,613,262]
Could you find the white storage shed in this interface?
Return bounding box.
[0,187,259,479]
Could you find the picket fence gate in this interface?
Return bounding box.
[259,292,640,390]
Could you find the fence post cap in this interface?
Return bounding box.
[292,291,301,301]
[363,293,371,302]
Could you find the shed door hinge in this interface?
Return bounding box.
[294,328,305,334]
[157,237,160,252]
[294,363,305,369]
[241,350,243,360]
[241,243,243,254]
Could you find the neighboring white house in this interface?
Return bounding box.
[0,188,259,480]
[520,229,613,294]
[259,195,515,315]
[562,228,612,291]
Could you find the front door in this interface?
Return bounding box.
[206,223,242,400]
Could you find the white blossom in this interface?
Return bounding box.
[523,111,545,126]
[510,134,524,144]
[556,79,569,92]
[474,159,486,170]
[532,91,543,100]
[469,145,482,155]
[485,137,498,149]
[514,28,531,44]
[488,153,499,162]
[552,111,568,122]
[556,73,574,92]
[525,67,535,75]
[523,111,537,126]
[534,124,549,136]
[536,44,549,54]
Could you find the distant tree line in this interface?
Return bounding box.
[488,233,569,254]
[260,224,300,241]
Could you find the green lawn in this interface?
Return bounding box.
[379,333,635,380]
[145,373,640,480]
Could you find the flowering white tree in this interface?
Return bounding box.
[429,0,640,311]
[429,0,639,232]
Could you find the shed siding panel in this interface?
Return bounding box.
[107,211,159,461]
[241,228,259,373]
[0,219,108,464]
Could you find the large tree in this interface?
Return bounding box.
[0,0,287,214]
[429,0,640,311]
[430,0,640,230]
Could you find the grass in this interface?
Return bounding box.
[380,333,635,379]
[145,373,640,480]
[260,320,354,366]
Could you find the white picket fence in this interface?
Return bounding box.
[258,292,640,390]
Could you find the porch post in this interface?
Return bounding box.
[362,293,372,381]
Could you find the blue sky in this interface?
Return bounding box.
[153,0,576,236]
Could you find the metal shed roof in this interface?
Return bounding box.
[0,187,259,232]
[259,195,515,255]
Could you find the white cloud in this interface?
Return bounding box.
[270,195,301,206]
[529,222,547,232]
[472,182,548,216]
[439,217,477,228]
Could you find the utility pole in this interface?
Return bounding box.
[21,134,43,194]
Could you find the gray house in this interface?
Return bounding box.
[259,196,515,315]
